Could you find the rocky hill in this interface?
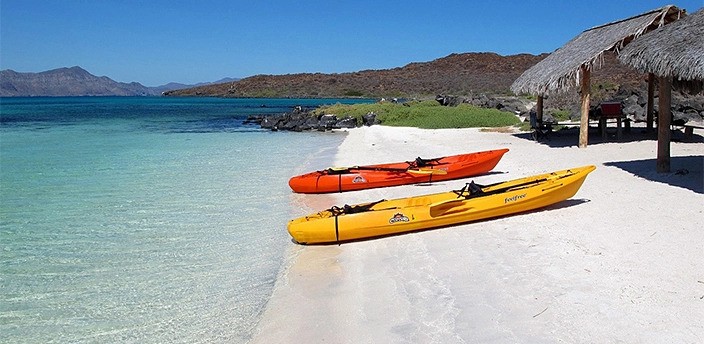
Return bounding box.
[165,52,546,98]
[163,52,646,104]
[0,66,159,97]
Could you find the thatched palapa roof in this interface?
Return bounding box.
[618,8,704,81]
[511,5,685,96]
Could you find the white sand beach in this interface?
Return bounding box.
[252,125,704,343]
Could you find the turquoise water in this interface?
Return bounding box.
[0,97,367,343]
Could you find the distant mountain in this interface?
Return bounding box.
[0,66,239,97]
[148,77,240,95]
[0,66,156,96]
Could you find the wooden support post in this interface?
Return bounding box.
[579,65,591,148]
[647,73,655,131]
[537,95,544,122]
[657,76,671,173]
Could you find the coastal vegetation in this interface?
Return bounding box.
[314,100,521,129]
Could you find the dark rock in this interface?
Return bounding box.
[674,110,702,124]
[623,95,639,107]
[475,94,491,107]
[623,104,646,121]
[251,106,369,132]
[436,95,461,106]
[335,116,357,128]
[304,116,319,127]
[497,97,528,114]
[279,118,304,131]
[260,116,281,129]
[362,112,378,126]
[486,98,501,110]
[319,114,338,129]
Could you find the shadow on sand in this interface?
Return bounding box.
[604,155,703,194]
[512,125,703,148]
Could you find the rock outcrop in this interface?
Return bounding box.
[244,106,359,132]
[435,94,534,115]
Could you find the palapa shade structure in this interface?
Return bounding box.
[619,8,704,82]
[618,8,704,173]
[511,5,685,148]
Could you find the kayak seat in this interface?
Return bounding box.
[409,157,441,168]
[326,167,349,175]
[329,199,386,215]
[453,181,485,199]
[468,181,484,196]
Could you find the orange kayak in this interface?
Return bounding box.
[289,148,509,193]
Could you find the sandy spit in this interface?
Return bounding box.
[252,125,703,343]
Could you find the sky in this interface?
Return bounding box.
[1,1,702,87]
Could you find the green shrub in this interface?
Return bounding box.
[314,101,521,129]
[548,109,571,122]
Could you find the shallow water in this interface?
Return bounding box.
[0,97,362,343]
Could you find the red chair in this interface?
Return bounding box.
[599,102,623,140]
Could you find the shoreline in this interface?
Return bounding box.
[252,125,704,343]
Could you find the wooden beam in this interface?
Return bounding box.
[537,95,544,122]
[579,65,591,148]
[657,76,671,173]
[647,73,655,131]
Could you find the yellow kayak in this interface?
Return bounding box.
[288,165,596,244]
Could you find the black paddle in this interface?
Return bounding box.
[326,165,447,175]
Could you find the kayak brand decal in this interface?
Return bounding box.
[352,175,367,183]
[505,193,527,203]
[389,213,410,224]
